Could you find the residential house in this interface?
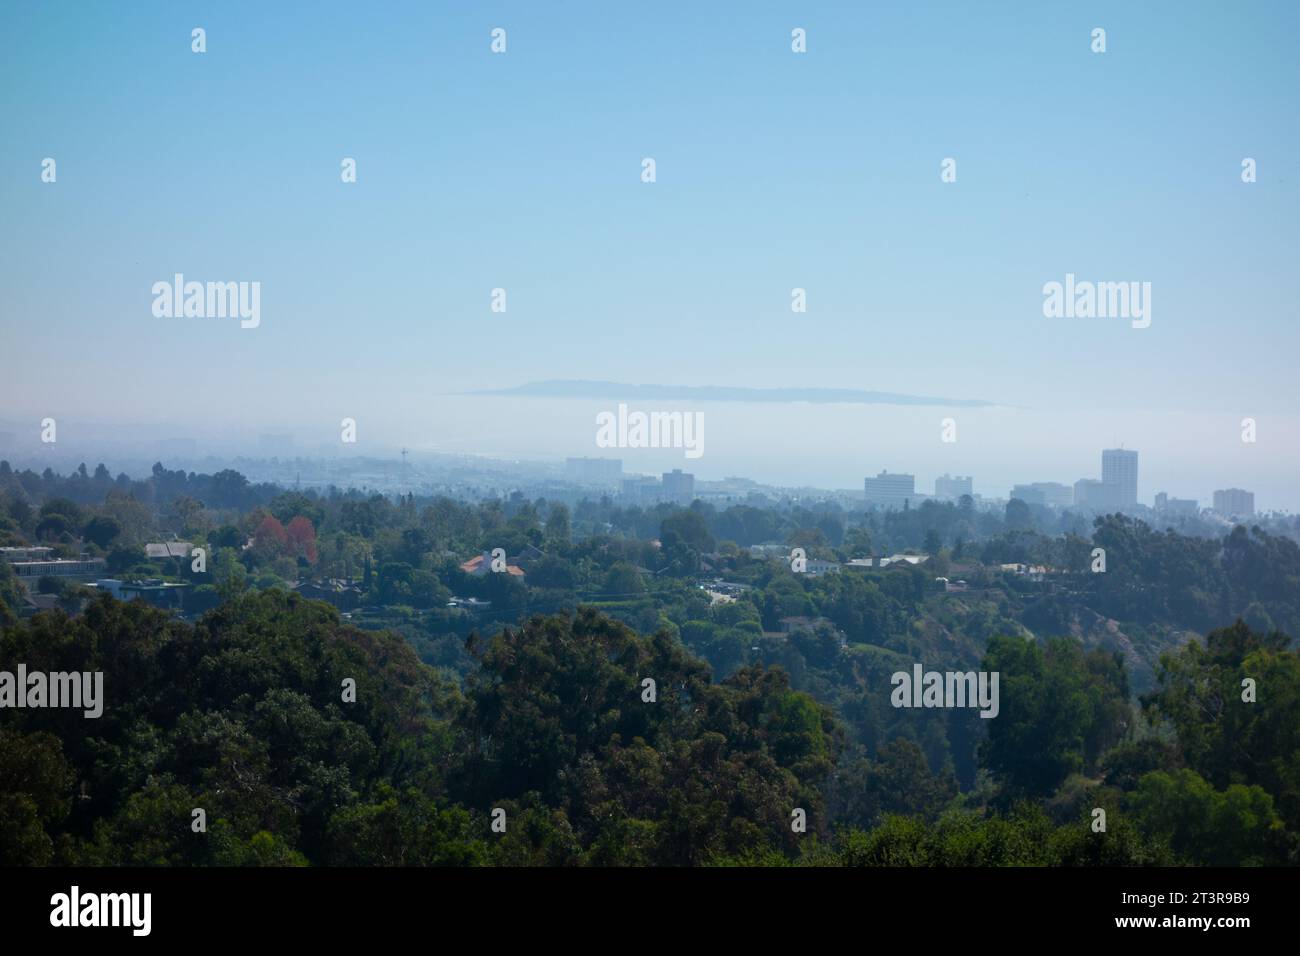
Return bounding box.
[460,552,526,577]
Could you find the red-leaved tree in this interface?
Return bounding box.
[286,516,318,565]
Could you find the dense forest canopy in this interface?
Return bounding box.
[2,594,1296,866]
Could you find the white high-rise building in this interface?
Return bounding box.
[1213,488,1254,518]
[1101,449,1138,508]
[864,471,916,509]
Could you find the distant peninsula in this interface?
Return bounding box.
[468,379,1001,408]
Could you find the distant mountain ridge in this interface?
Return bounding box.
[470,379,1000,407]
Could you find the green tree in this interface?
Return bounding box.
[1144,620,1300,831]
[980,636,1128,800]
[1128,769,1290,865]
[0,728,75,865]
[81,515,123,549]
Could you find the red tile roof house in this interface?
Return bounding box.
[459,552,526,577]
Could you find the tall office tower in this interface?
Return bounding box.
[935,474,973,500]
[864,471,916,510]
[1101,449,1138,508]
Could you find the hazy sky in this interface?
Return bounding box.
[2,2,1297,505]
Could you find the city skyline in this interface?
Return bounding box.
[3,2,1298,512]
[0,430,1271,518]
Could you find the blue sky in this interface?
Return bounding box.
[1,1,1297,504]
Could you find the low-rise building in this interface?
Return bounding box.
[934,474,973,500]
[565,457,623,487]
[621,475,662,505]
[1154,492,1199,516]
[447,596,492,612]
[291,579,363,610]
[1072,478,1112,509]
[803,558,840,576]
[1010,484,1047,506]
[19,592,61,617]
[999,563,1048,581]
[0,546,55,563]
[7,556,106,579]
[1012,482,1073,507]
[145,542,193,561]
[93,579,124,599]
[879,553,928,568]
[119,579,189,610]
[459,552,526,577]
